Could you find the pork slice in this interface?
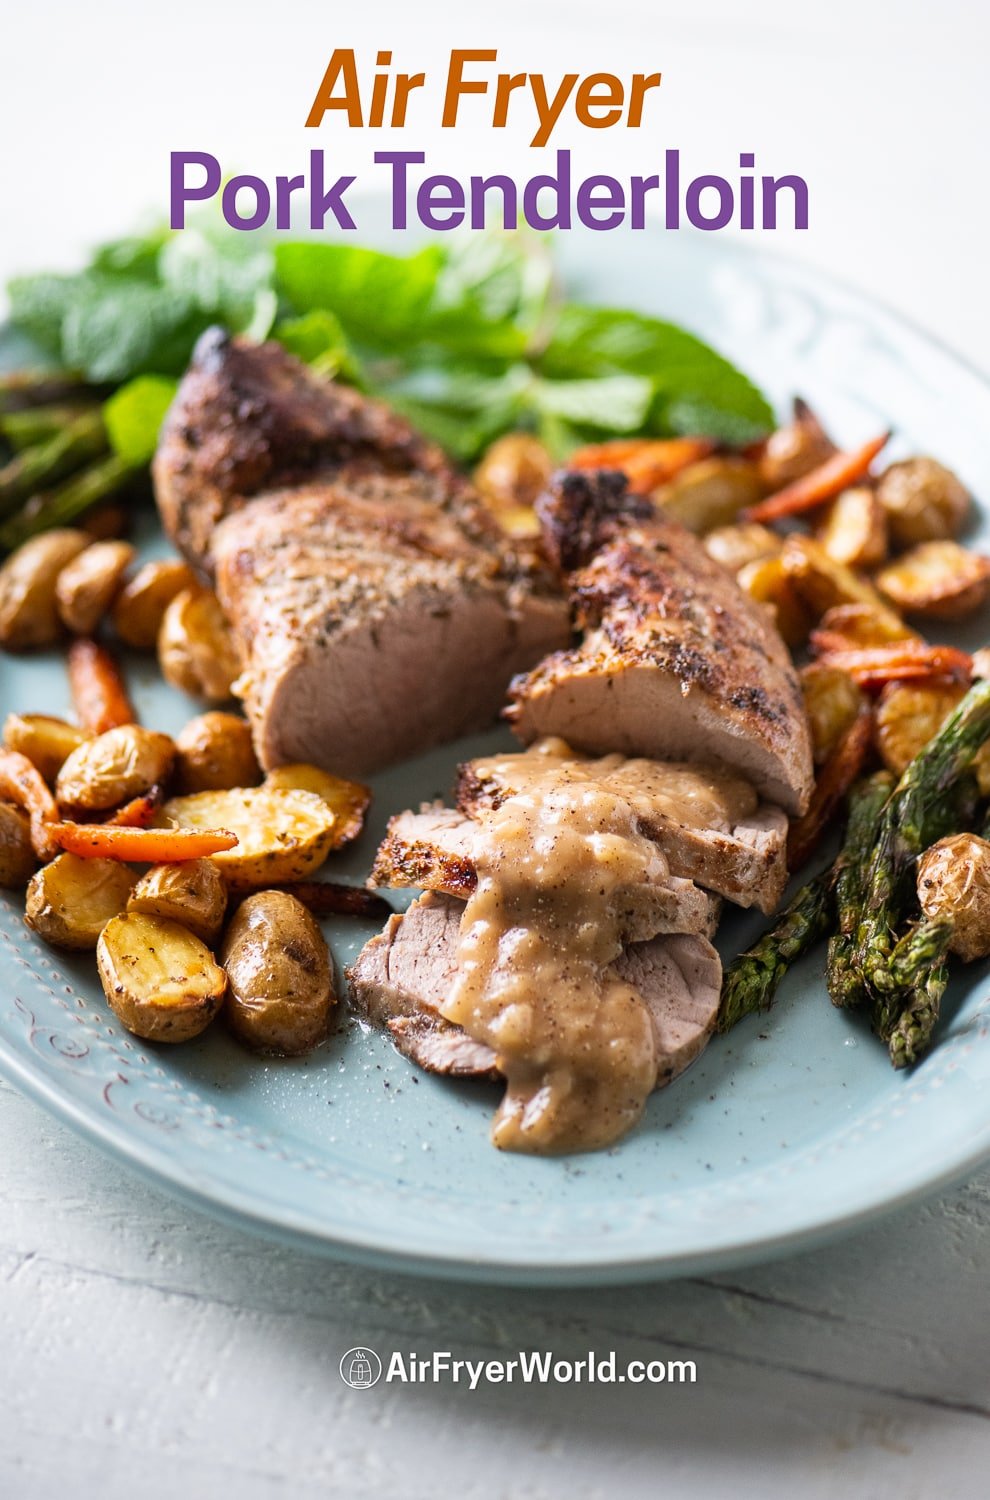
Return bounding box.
[507,470,814,814]
[455,751,788,913]
[346,893,499,1077]
[347,892,721,1088]
[213,480,570,777]
[370,805,722,938]
[153,329,460,569]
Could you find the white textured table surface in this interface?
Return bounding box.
[1,1074,988,1499]
[3,2,989,1495]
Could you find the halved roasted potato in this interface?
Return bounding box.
[735,555,812,647]
[55,725,176,816]
[175,712,262,793]
[780,534,898,622]
[25,853,136,950]
[158,588,241,701]
[264,764,370,848]
[97,911,226,1042]
[222,890,334,1054]
[2,713,90,784]
[815,486,888,570]
[0,529,90,650]
[704,522,780,574]
[158,786,337,889]
[112,558,198,649]
[876,457,970,548]
[812,602,918,650]
[874,680,966,777]
[55,539,135,636]
[799,664,866,765]
[0,802,36,889]
[653,457,764,534]
[473,433,553,514]
[917,833,990,962]
[758,399,835,491]
[128,859,228,945]
[876,540,990,621]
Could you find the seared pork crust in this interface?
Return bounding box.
[509,470,814,814]
[154,328,460,568]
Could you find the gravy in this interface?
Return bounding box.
[443,739,749,1153]
[473,738,758,833]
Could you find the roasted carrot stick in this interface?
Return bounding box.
[0,749,61,860]
[745,431,891,524]
[567,437,715,494]
[67,638,136,735]
[787,708,875,870]
[276,879,391,920]
[814,643,972,691]
[50,823,237,862]
[106,785,165,828]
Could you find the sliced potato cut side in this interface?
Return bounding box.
[159,786,337,889]
[97,911,226,1042]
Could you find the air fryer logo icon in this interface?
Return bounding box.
[340,1347,383,1389]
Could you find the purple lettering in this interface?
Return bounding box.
[169,152,221,229]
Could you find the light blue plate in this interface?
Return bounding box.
[2,228,990,1285]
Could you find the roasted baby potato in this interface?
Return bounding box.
[174,712,262,793]
[736,555,812,647]
[158,786,338,889]
[55,724,176,816]
[813,602,918,650]
[0,529,90,650]
[653,457,763,534]
[780,534,899,623]
[128,859,228,945]
[264,763,370,848]
[815,486,888,570]
[0,802,36,888]
[799,664,866,765]
[876,457,970,548]
[158,587,241,701]
[758,398,835,491]
[2,713,89,784]
[917,833,990,962]
[112,558,198,649]
[25,853,136,950]
[222,890,334,1054]
[703,522,780,573]
[97,911,226,1042]
[474,433,553,512]
[875,540,990,621]
[55,539,135,636]
[874,681,967,777]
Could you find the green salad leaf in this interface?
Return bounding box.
[6,221,774,465]
[103,375,178,465]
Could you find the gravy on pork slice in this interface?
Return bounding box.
[444,775,674,1154]
[469,737,758,833]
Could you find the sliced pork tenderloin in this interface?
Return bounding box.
[507,470,814,815]
[347,892,721,1088]
[370,803,722,936]
[212,478,569,776]
[456,745,788,912]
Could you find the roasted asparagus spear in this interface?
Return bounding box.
[887,921,953,1067]
[853,679,990,998]
[827,771,894,1009]
[717,868,835,1034]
